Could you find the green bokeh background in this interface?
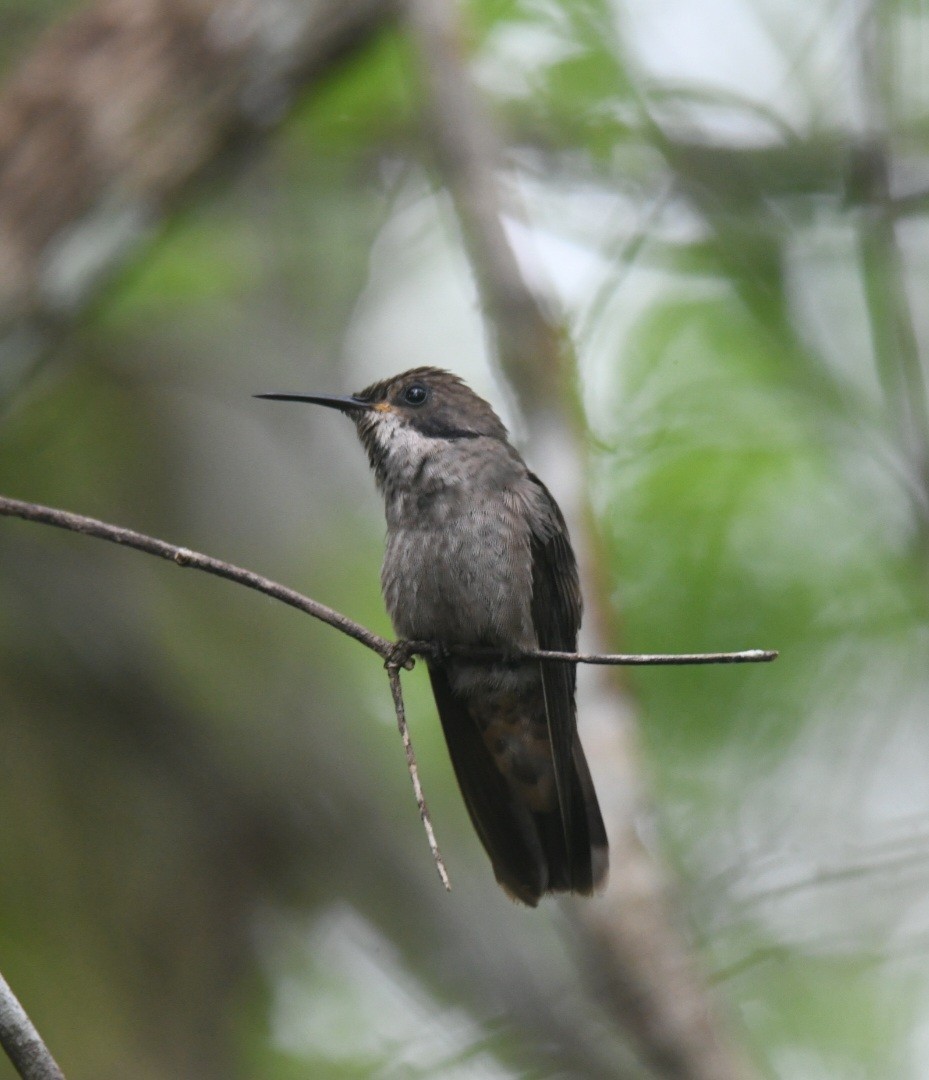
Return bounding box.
[2,0,929,1076]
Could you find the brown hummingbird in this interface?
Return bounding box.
[258,368,608,905]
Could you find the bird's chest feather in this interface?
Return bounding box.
[378,444,536,648]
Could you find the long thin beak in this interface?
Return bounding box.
[254,392,372,413]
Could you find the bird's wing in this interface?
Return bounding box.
[526,474,608,893]
[525,474,582,868]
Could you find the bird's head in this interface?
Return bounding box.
[257,367,509,486]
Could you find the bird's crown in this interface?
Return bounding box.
[354,367,508,441]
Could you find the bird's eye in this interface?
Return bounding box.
[402,384,428,406]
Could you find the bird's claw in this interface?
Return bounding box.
[384,639,417,671]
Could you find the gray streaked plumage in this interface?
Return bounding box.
[258,367,608,904]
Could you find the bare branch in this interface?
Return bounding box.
[0,494,393,659]
[534,648,777,665]
[0,495,776,669]
[408,642,777,666]
[0,971,66,1080]
[386,664,451,890]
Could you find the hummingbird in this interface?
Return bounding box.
[258,368,608,905]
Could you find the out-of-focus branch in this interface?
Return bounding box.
[402,0,563,413]
[854,0,929,528]
[856,147,929,494]
[0,970,66,1080]
[402,3,760,1079]
[0,0,393,396]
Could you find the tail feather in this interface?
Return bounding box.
[427,663,608,904]
[568,737,609,894]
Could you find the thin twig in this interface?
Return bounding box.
[406,642,778,666]
[386,664,451,891]
[0,971,66,1080]
[0,496,778,667]
[0,495,393,658]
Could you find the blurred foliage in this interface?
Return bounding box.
[2,0,929,1078]
[0,0,75,71]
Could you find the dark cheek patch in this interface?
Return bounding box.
[414,404,483,439]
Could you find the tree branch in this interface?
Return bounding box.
[0,495,776,668]
[0,971,66,1080]
[0,494,393,658]
[386,664,451,890]
[410,642,777,666]
[403,0,563,412]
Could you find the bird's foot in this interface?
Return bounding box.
[384,639,455,669]
[384,639,417,672]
